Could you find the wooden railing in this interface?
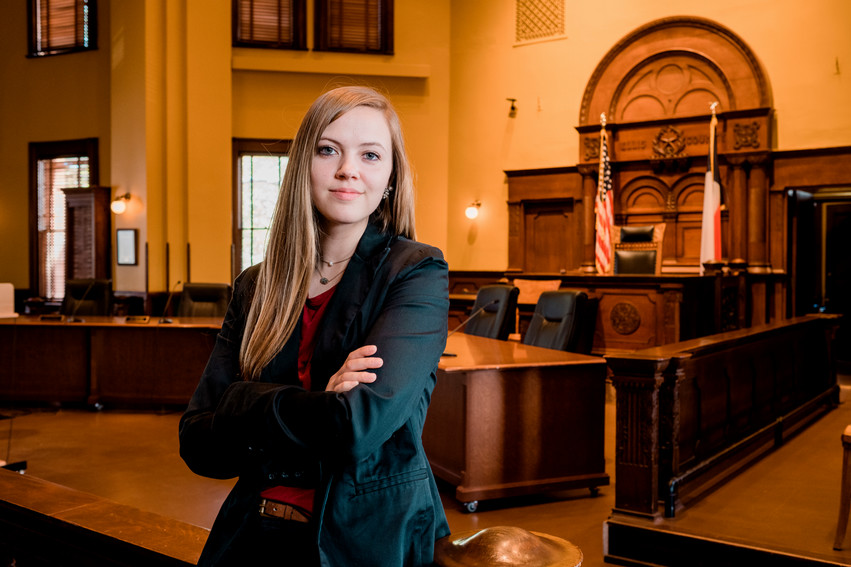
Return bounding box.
[0,468,207,566]
[606,314,841,518]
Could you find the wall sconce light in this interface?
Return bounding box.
[506,98,517,118]
[110,193,131,214]
[465,201,481,219]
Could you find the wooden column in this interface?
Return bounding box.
[728,158,748,263]
[579,164,597,273]
[747,157,770,272]
[608,355,671,517]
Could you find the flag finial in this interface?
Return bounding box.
[600,113,607,128]
[710,101,718,115]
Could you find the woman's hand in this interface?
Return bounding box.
[325,345,383,393]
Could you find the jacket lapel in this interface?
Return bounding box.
[310,223,394,391]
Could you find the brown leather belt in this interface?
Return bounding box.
[259,498,311,523]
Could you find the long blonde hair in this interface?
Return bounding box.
[240,86,417,380]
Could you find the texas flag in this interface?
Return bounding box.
[700,107,722,274]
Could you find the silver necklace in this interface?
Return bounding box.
[320,254,353,267]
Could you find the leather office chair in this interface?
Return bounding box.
[613,223,666,275]
[177,283,232,317]
[463,284,519,341]
[522,290,588,352]
[511,278,562,337]
[61,279,112,316]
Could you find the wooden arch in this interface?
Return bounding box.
[579,16,772,126]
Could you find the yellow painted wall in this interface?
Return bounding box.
[0,1,112,289]
[185,0,232,284]
[110,0,151,293]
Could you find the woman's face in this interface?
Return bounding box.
[310,105,393,233]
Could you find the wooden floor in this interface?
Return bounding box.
[2,379,850,566]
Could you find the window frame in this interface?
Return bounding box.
[232,0,307,50]
[28,138,100,300]
[27,0,98,58]
[232,138,292,279]
[314,0,394,55]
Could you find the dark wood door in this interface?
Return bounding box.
[522,200,580,273]
[825,201,851,368]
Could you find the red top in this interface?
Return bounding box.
[260,285,338,515]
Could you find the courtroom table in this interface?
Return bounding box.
[423,333,609,512]
[0,315,221,407]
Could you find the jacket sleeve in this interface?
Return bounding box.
[207,246,449,466]
[276,247,449,462]
[177,267,280,479]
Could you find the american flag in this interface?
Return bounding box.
[595,118,614,274]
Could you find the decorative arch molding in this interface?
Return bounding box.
[613,50,735,123]
[671,173,707,212]
[619,176,669,213]
[579,16,771,126]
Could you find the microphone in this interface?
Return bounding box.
[67,280,96,323]
[447,298,499,338]
[158,280,182,324]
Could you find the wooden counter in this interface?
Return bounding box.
[0,315,221,407]
[423,333,609,511]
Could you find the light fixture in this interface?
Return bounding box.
[110,193,131,214]
[465,201,481,219]
[506,98,517,118]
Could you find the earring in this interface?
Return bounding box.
[383,186,392,199]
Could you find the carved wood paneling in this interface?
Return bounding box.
[610,315,839,517]
[523,200,579,272]
[614,53,733,123]
[62,186,112,281]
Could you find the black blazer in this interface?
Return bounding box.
[179,222,451,566]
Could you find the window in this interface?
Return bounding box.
[28,0,97,57]
[233,0,393,54]
[233,0,306,49]
[29,139,99,301]
[315,0,393,54]
[233,139,291,275]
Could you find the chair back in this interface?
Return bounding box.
[177,283,232,317]
[613,223,666,274]
[0,283,16,317]
[522,290,588,352]
[61,279,112,316]
[464,284,519,341]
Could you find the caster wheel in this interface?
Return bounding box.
[589,487,600,497]
[463,501,479,513]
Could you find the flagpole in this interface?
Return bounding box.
[709,101,718,172]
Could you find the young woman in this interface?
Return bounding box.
[179,86,450,566]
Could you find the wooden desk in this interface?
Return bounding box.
[0,315,221,406]
[423,333,609,511]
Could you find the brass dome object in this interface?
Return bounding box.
[434,526,583,567]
